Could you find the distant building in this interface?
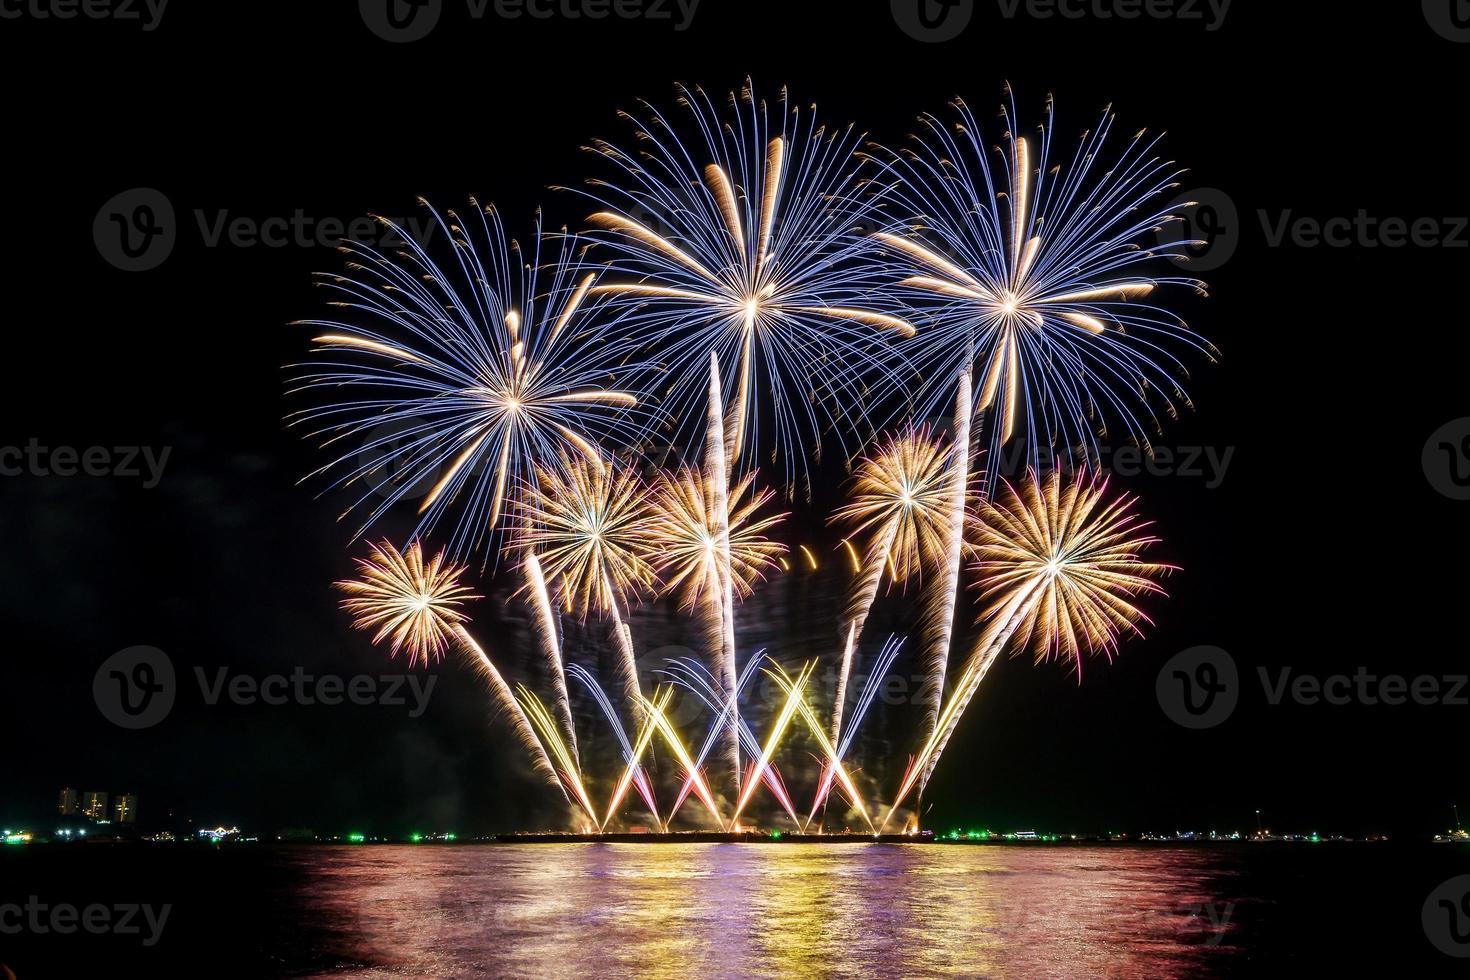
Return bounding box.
[197,826,241,843]
[82,792,109,822]
[58,788,78,815]
[113,794,138,825]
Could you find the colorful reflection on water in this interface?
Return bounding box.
[295,843,1246,977]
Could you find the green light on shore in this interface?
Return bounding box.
[410,834,423,843]
[445,833,456,841]
[3,836,25,845]
[348,833,366,843]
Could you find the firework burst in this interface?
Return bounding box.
[645,466,788,611]
[575,81,915,488]
[519,455,656,618]
[885,468,1172,828]
[291,203,649,558]
[873,90,1215,482]
[336,540,566,804]
[335,539,478,667]
[835,425,955,588]
[519,455,656,719]
[971,469,1172,670]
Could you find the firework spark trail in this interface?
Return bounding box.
[728,661,818,831]
[661,657,752,820]
[576,81,916,490]
[704,352,741,796]
[809,635,905,827]
[882,587,1044,833]
[519,458,653,720]
[882,470,1172,830]
[830,426,953,753]
[638,690,725,826]
[523,553,580,768]
[918,369,971,802]
[828,622,859,754]
[644,458,786,801]
[334,542,573,813]
[661,656,799,826]
[290,204,650,559]
[451,626,567,807]
[762,663,875,833]
[518,685,599,828]
[603,688,671,829]
[870,92,1214,489]
[568,665,661,829]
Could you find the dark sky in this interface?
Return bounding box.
[1,2,1465,841]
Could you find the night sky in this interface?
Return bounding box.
[2,2,1465,842]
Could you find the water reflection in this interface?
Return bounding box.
[294,844,1244,978]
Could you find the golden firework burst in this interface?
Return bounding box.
[335,539,478,667]
[519,456,657,618]
[970,469,1173,670]
[645,468,787,608]
[834,427,954,585]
